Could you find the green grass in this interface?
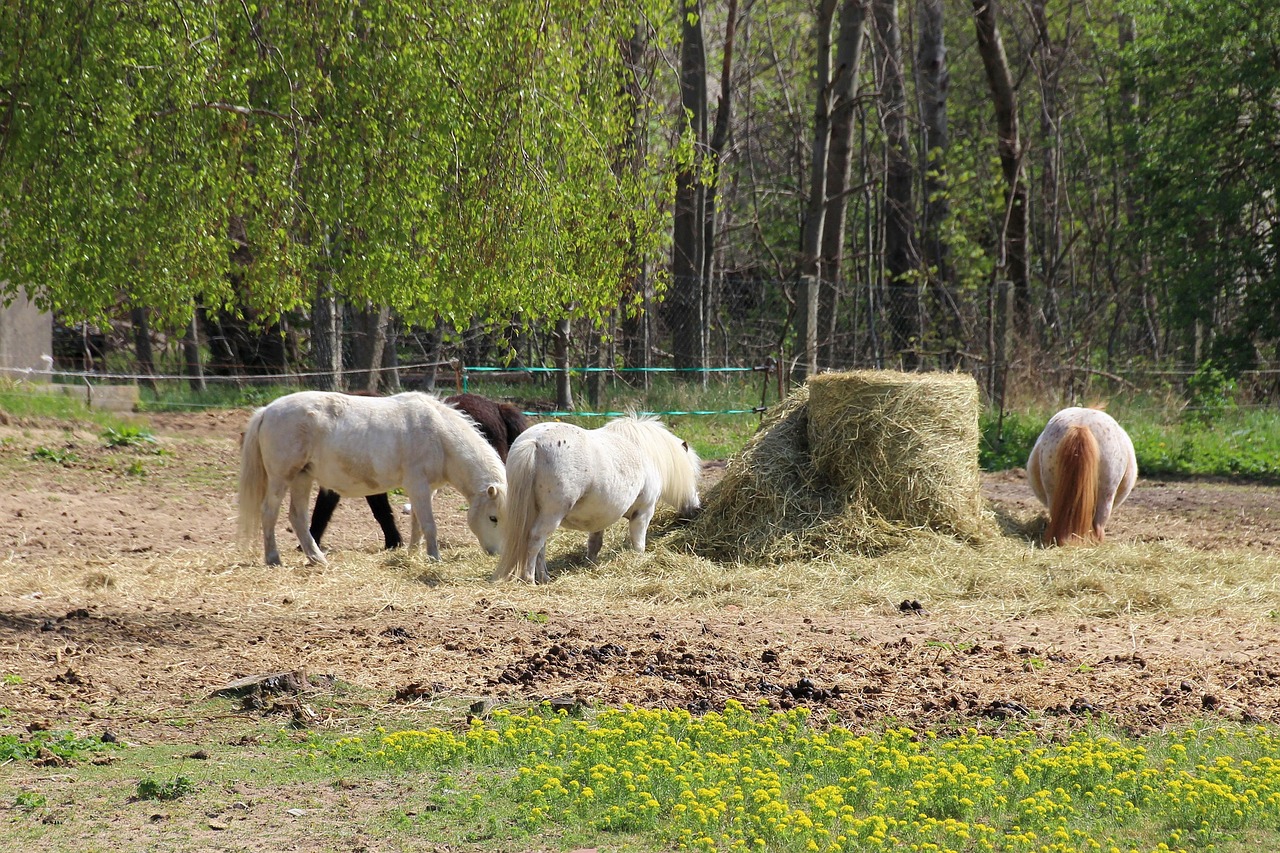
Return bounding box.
[0,382,137,431]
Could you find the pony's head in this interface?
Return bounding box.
[675,437,703,515]
[467,482,506,555]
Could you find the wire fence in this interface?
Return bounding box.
[8,300,1280,416]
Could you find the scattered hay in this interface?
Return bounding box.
[676,371,996,562]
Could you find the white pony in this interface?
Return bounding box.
[238,391,506,566]
[492,416,702,583]
[1027,406,1137,546]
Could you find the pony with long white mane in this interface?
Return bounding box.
[1027,406,1137,546]
[237,391,506,565]
[493,415,702,583]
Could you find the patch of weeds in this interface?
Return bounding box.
[101,425,157,448]
[523,611,549,624]
[0,729,118,763]
[1182,360,1237,426]
[125,460,147,477]
[979,410,1043,471]
[14,791,47,811]
[135,775,196,801]
[2,674,22,686]
[30,445,78,465]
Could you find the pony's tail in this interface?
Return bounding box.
[237,408,268,548]
[493,438,540,581]
[1045,424,1100,546]
[500,403,531,448]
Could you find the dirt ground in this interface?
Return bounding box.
[3,409,1280,745]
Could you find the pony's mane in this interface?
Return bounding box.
[397,392,504,479]
[603,415,701,508]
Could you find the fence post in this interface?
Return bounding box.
[803,274,819,379]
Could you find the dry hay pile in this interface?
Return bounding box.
[676,370,995,562]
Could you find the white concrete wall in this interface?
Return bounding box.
[0,290,53,382]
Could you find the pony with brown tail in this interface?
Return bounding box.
[1027,407,1137,546]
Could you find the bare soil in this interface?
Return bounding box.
[3,409,1280,747]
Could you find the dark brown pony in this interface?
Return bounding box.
[309,392,531,549]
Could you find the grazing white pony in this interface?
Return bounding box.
[493,416,702,583]
[238,391,506,566]
[1027,406,1137,546]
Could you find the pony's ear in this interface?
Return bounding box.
[682,440,689,451]
[487,483,500,499]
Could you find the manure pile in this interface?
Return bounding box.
[677,370,995,561]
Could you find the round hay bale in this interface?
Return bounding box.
[674,370,993,562]
[806,370,987,538]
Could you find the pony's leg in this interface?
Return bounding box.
[365,493,402,550]
[521,516,560,584]
[535,545,549,584]
[626,504,657,552]
[260,479,290,566]
[1093,498,1117,542]
[309,488,340,549]
[586,531,605,561]
[289,478,327,566]
[405,487,440,560]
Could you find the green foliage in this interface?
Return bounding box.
[101,425,157,448]
[134,775,197,802]
[1128,409,1280,480]
[1182,360,1238,426]
[0,1,672,330]
[13,791,47,811]
[29,445,78,465]
[0,730,117,763]
[1121,0,1280,352]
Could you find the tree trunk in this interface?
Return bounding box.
[701,0,740,378]
[1029,0,1064,344]
[798,0,840,379]
[619,22,653,388]
[380,315,401,392]
[1118,13,1160,358]
[357,304,390,393]
[972,0,1031,344]
[874,0,920,369]
[552,316,574,412]
[670,0,708,377]
[819,0,869,369]
[917,0,965,368]
[182,304,206,393]
[419,324,442,391]
[130,306,157,396]
[312,282,341,391]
